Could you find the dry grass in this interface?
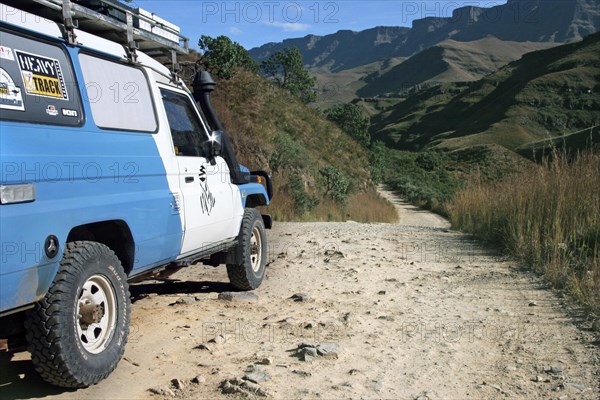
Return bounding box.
[312,190,398,223]
[448,151,600,312]
[268,184,398,223]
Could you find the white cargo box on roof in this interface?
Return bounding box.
[134,7,180,43]
[136,7,152,32]
[151,13,180,33]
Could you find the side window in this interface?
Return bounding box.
[160,89,209,157]
[0,29,83,126]
[78,53,157,132]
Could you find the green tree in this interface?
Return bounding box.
[326,103,371,147]
[198,35,258,79]
[260,47,316,103]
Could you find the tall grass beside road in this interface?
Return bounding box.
[448,151,600,312]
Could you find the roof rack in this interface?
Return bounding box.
[2,0,189,57]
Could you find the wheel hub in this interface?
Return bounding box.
[250,226,262,273]
[79,302,104,326]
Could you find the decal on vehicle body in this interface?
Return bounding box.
[199,165,216,215]
[0,68,25,111]
[46,105,58,116]
[0,46,15,61]
[15,50,69,100]
[61,108,78,117]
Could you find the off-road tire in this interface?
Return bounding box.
[227,208,267,290]
[24,241,130,388]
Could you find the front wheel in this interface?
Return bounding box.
[227,208,267,290]
[25,241,131,388]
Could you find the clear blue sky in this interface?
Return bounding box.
[130,1,508,50]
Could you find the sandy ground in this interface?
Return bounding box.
[1,188,598,400]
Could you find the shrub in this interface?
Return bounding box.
[320,165,350,205]
[288,171,319,215]
[269,132,312,172]
[326,103,371,147]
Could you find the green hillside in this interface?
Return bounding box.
[358,37,555,98]
[209,70,396,222]
[315,57,406,107]
[372,32,600,152]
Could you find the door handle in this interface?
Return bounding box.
[185,176,195,183]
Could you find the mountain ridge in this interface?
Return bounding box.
[250,0,600,75]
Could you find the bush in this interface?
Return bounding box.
[269,132,312,172]
[326,103,371,147]
[386,150,459,215]
[369,141,388,184]
[288,171,319,215]
[320,165,350,205]
[415,151,444,171]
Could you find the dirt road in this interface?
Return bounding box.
[1,188,598,399]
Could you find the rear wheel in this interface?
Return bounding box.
[25,241,130,388]
[227,208,267,290]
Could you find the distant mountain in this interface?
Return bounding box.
[369,31,600,152]
[250,0,600,75]
[357,37,556,98]
[250,26,410,73]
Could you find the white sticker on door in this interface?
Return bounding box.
[0,46,15,61]
[0,68,25,111]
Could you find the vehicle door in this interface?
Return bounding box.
[159,87,235,255]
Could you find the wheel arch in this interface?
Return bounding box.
[66,220,135,275]
[246,193,268,207]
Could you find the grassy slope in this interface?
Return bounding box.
[358,37,556,98]
[211,70,397,222]
[314,57,406,108]
[372,32,600,152]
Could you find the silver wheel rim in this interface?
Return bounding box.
[250,226,263,273]
[76,274,117,354]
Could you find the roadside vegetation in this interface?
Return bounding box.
[448,151,600,312]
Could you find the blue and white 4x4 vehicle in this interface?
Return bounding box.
[0,0,273,387]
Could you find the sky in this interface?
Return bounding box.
[129,1,508,50]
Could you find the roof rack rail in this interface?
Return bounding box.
[2,0,189,57]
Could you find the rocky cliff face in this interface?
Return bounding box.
[250,0,600,73]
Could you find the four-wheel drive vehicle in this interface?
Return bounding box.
[0,0,273,388]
